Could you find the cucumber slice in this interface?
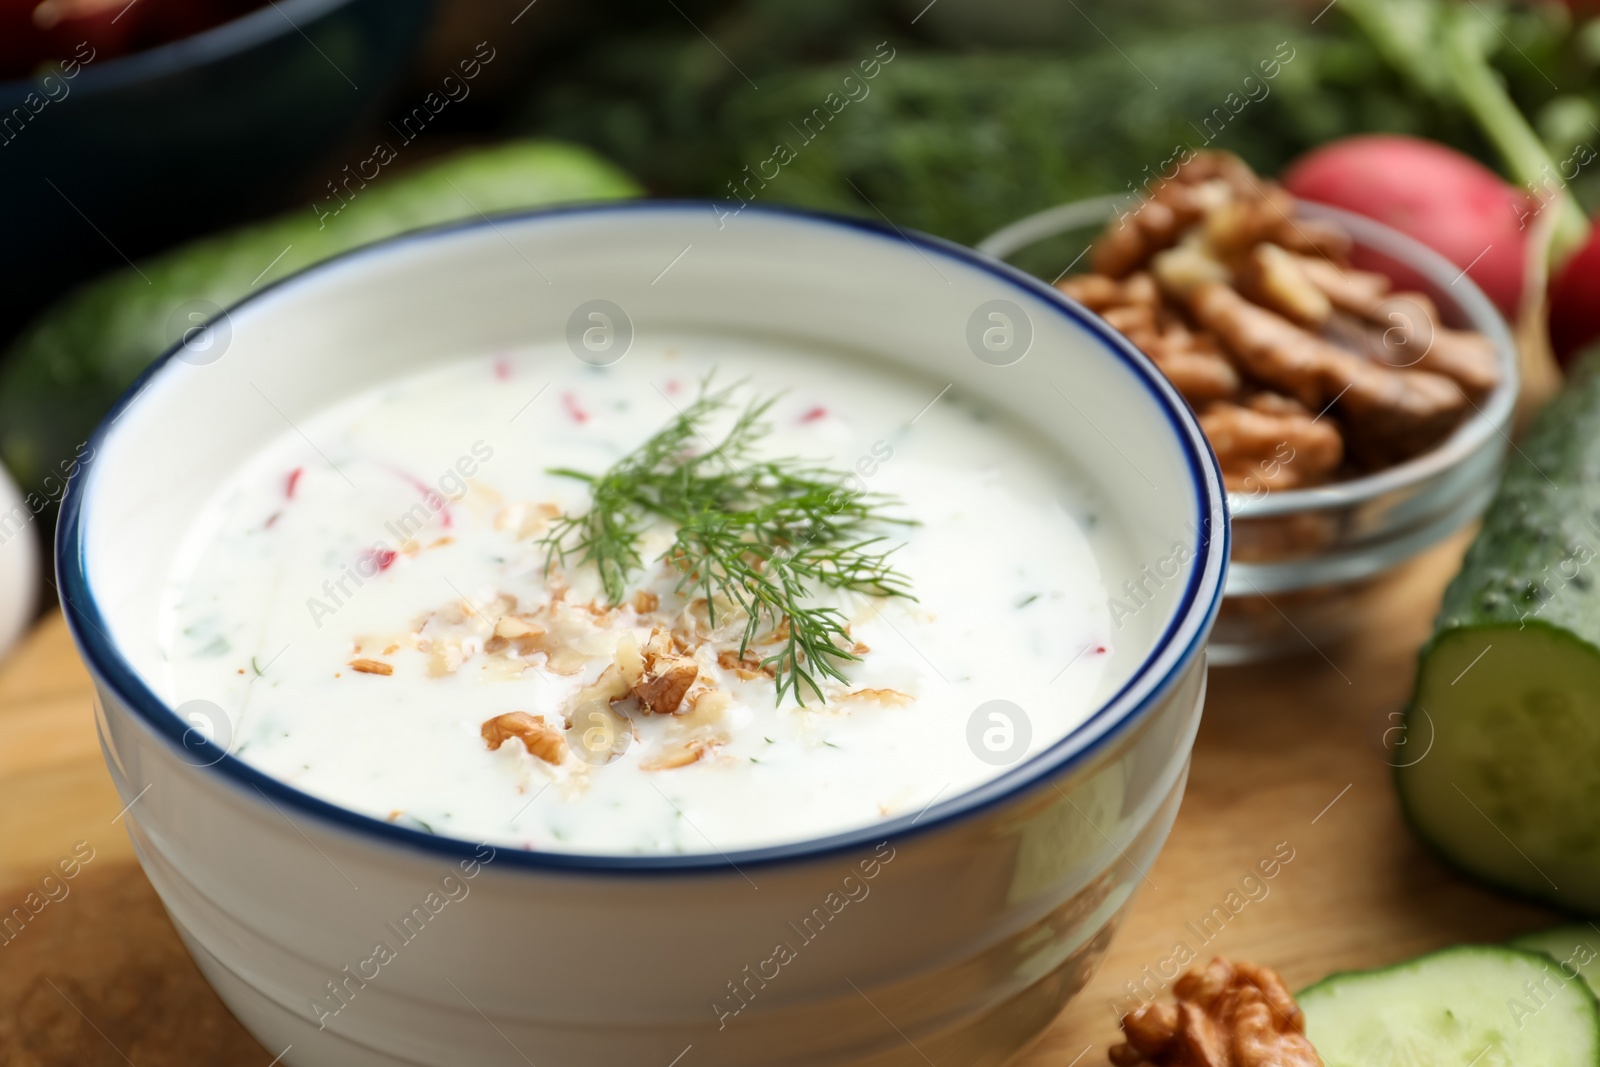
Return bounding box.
[1300,945,1600,1066]
[1513,926,1600,998]
[1400,349,1600,914]
[1401,625,1600,912]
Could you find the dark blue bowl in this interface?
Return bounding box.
[0,0,433,342]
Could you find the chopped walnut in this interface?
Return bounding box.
[530,600,615,674]
[640,737,711,771]
[1109,957,1321,1067]
[574,632,644,708]
[632,589,660,614]
[635,664,698,713]
[349,658,393,676]
[684,688,734,726]
[632,629,698,713]
[426,640,466,678]
[481,712,565,765]
[717,647,775,681]
[494,501,561,541]
[840,687,916,707]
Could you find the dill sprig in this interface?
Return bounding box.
[539,379,915,704]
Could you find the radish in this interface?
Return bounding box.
[1549,224,1600,365]
[1283,135,1530,317]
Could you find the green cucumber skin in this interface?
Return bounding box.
[1298,944,1590,1000]
[1399,348,1600,913]
[1431,348,1600,642]
[1300,944,1600,1066]
[1513,926,1600,997]
[0,141,639,503]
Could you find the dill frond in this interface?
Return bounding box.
[540,378,915,704]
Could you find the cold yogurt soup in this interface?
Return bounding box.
[156,339,1136,854]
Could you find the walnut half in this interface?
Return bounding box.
[1109,957,1322,1067]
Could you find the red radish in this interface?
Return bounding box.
[1549,225,1600,365]
[1283,135,1530,317]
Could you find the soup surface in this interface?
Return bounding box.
[156,338,1134,854]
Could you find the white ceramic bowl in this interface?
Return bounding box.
[57,203,1228,1066]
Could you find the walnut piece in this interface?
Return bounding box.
[1109,957,1322,1067]
[1238,243,1331,328]
[1288,255,1501,400]
[1199,396,1343,492]
[1060,267,1242,407]
[717,647,775,681]
[481,712,565,765]
[1186,281,1467,466]
[840,687,916,707]
[1092,164,1239,277]
[349,658,393,676]
[1062,150,1500,492]
[632,629,699,713]
[640,737,711,771]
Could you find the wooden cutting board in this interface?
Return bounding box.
[0,529,1554,1065]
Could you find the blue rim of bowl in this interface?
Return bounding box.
[56,199,1230,874]
[0,0,362,101]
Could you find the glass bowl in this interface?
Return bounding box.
[979,196,1519,664]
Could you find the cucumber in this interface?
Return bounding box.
[1399,348,1600,914]
[1514,926,1600,997]
[1300,944,1600,1065]
[0,140,638,507]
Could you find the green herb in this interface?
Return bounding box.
[541,378,915,705]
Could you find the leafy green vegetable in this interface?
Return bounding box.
[1340,0,1589,260]
[525,0,1600,246]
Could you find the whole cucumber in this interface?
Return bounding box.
[0,140,638,508]
[1400,346,1600,913]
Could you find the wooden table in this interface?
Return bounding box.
[0,530,1554,1065]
